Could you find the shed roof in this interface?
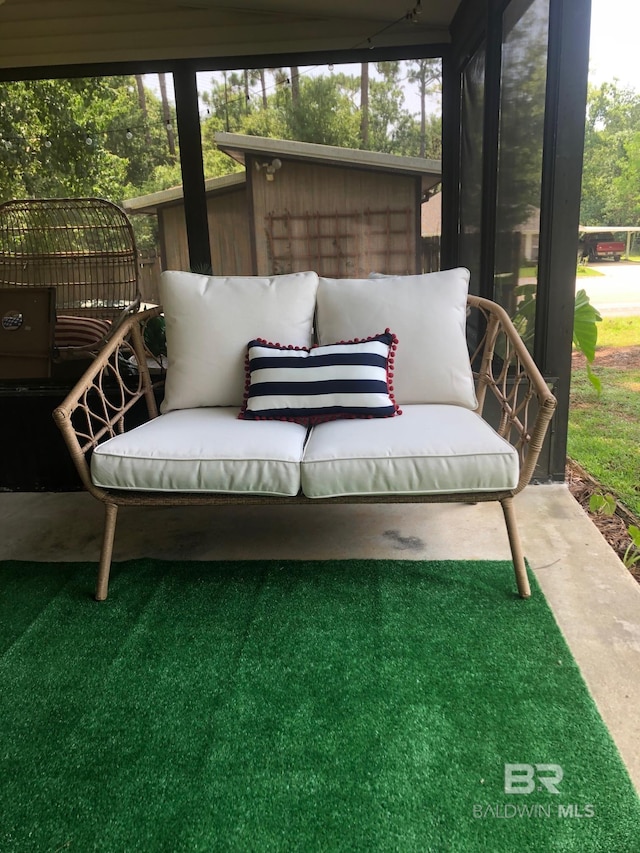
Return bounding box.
[215,132,442,193]
[123,172,246,215]
[123,135,443,214]
[579,225,640,233]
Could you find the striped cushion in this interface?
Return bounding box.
[239,331,401,424]
[55,315,111,349]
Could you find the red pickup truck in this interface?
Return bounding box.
[579,231,625,262]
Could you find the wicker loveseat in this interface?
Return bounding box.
[53,268,556,600]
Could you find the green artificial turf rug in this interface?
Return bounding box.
[0,558,638,853]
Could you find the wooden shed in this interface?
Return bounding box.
[124,172,251,282]
[124,133,441,280]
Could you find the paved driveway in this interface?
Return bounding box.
[576,261,640,316]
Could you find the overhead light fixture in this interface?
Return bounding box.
[255,157,282,181]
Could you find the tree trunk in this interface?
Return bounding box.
[134,75,152,147]
[360,62,369,148]
[290,66,300,106]
[259,69,268,109]
[243,70,250,114]
[419,73,426,158]
[158,73,176,159]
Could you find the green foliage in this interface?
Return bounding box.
[568,364,640,517]
[573,289,600,362]
[581,81,640,226]
[0,77,177,203]
[1,79,114,199]
[200,70,256,135]
[626,526,640,568]
[509,285,601,393]
[510,282,537,347]
[588,492,617,515]
[354,59,443,157]
[611,132,640,221]
[405,59,442,158]
[0,63,442,220]
[234,105,288,140]
[588,493,640,569]
[287,76,361,147]
[143,315,166,358]
[573,288,603,394]
[367,75,414,153]
[0,63,444,262]
[229,71,363,147]
[199,64,441,158]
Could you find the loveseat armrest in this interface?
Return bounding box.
[53,306,164,497]
[467,295,557,493]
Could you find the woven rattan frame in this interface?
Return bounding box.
[0,197,141,358]
[53,296,557,600]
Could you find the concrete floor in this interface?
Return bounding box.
[1,484,639,793]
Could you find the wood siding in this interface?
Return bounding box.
[207,190,253,276]
[249,158,420,277]
[158,188,251,277]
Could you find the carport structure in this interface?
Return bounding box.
[580,225,640,259]
[0,0,591,483]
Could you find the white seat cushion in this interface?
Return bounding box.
[91,408,308,497]
[316,269,477,409]
[160,270,319,413]
[301,405,519,498]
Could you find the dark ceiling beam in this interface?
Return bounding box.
[0,42,448,83]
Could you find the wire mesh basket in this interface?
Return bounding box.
[0,198,141,355]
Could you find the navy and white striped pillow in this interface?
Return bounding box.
[239,331,401,424]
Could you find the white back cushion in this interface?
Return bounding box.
[316,269,477,408]
[160,270,319,412]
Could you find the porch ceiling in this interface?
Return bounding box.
[0,0,460,71]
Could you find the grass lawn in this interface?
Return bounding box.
[568,316,640,517]
[519,265,537,277]
[519,264,604,277]
[576,264,605,277]
[596,315,640,347]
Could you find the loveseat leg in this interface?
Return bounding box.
[96,503,118,601]
[500,497,531,599]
